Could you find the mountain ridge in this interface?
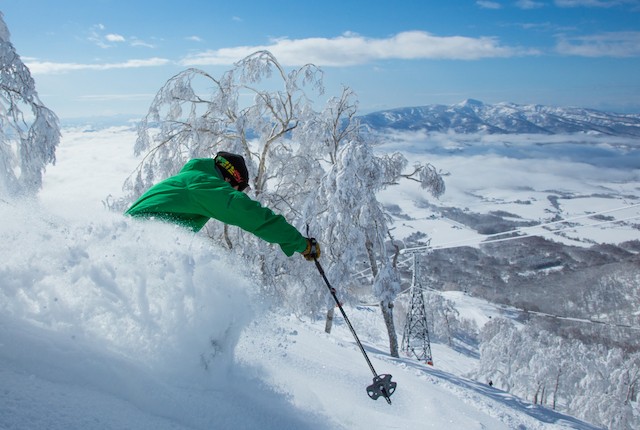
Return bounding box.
[359,99,640,137]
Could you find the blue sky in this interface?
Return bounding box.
[1,0,640,120]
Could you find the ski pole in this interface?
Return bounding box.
[312,256,397,405]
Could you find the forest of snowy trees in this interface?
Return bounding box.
[1,10,638,428]
[477,318,639,429]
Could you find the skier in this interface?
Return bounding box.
[125,151,320,260]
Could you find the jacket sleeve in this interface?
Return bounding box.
[189,182,308,257]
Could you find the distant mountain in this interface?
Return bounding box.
[359,99,640,137]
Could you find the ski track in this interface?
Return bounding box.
[237,312,602,430]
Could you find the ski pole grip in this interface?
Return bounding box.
[309,238,319,258]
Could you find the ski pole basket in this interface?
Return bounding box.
[366,374,397,401]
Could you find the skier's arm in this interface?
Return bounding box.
[190,184,308,257]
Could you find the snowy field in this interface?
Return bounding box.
[376,130,640,249]
[2,124,632,429]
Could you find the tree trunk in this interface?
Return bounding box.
[324,307,335,334]
[365,237,378,277]
[222,224,233,249]
[443,311,453,347]
[381,299,399,358]
[552,367,562,410]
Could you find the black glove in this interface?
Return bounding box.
[302,237,321,261]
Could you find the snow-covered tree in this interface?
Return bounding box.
[115,51,325,245]
[0,12,59,198]
[419,292,478,349]
[477,318,521,391]
[310,131,444,356]
[123,50,323,201]
[114,50,329,305]
[118,51,446,356]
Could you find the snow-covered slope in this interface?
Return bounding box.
[0,125,603,429]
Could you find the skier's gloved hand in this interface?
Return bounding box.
[302,237,321,261]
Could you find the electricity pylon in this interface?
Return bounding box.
[401,253,434,366]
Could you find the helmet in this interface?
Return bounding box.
[214,152,250,191]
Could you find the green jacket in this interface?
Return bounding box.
[125,158,308,256]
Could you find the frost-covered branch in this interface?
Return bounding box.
[0,12,59,198]
[113,50,447,358]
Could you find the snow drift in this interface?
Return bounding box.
[0,201,329,429]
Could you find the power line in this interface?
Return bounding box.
[352,203,640,280]
[402,202,640,254]
[399,285,640,332]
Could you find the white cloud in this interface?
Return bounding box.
[88,25,155,49]
[105,33,125,43]
[88,24,114,48]
[26,57,172,74]
[180,31,527,67]
[130,38,156,48]
[186,36,203,42]
[556,31,640,57]
[555,0,637,6]
[516,0,545,8]
[476,1,502,8]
